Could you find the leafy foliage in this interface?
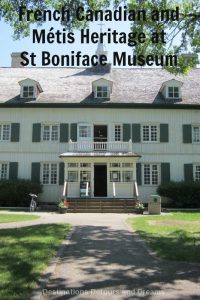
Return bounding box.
[0,179,42,207]
[130,0,200,74]
[157,181,200,208]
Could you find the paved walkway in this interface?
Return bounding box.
[0,212,200,299]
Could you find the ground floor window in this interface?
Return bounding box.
[143,164,160,185]
[0,163,8,180]
[42,163,58,185]
[110,162,133,183]
[68,171,78,182]
[194,165,200,181]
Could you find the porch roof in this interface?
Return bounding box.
[60,152,141,158]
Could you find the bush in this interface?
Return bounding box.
[157,181,200,208]
[0,180,43,207]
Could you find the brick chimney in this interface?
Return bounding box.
[11,52,24,68]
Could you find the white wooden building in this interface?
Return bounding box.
[0,52,200,205]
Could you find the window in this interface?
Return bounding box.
[42,125,59,141]
[23,86,34,98]
[80,163,91,168]
[68,163,78,168]
[122,171,132,182]
[142,125,158,142]
[192,126,200,143]
[0,163,8,180]
[115,125,122,141]
[194,165,200,181]
[168,87,179,98]
[78,125,91,139]
[68,171,78,182]
[80,171,91,181]
[143,164,159,185]
[110,171,121,182]
[42,163,58,185]
[96,86,109,98]
[0,124,10,141]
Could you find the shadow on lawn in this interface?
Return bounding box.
[45,225,200,300]
[0,224,69,300]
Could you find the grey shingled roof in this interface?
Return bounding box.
[0,67,200,105]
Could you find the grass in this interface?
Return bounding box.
[129,212,200,263]
[0,224,71,300]
[0,214,40,223]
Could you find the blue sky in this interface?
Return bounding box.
[0,18,133,67]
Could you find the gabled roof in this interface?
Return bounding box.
[0,67,199,105]
[160,78,183,91]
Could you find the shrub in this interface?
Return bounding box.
[0,180,42,207]
[157,181,200,208]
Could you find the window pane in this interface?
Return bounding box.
[43,125,50,141]
[110,171,121,182]
[68,171,78,182]
[151,126,157,141]
[50,164,57,184]
[195,166,200,181]
[144,164,150,184]
[152,164,158,185]
[122,171,132,182]
[193,126,200,142]
[110,163,120,168]
[80,171,91,181]
[2,125,10,141]
[68,163,78,168]
[0,163,8,179]
[43,164,49,184]
[143,126,149,141]
[51,125,59,141]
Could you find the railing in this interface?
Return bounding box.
[133,181,139,201]
[113,182,116,198]
[68,140,133,152]
[63,181,68,199]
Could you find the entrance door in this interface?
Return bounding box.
[94,165,107,197]
[94,125,107,142]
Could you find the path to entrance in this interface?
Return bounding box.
[0,212,200,299]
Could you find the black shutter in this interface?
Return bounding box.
[59,162,65,185]
[160,124,169,143]
[9,162,18,180]
[136,163,142,186]
[11,123,20,142]
[60,124,69,143]
[123,124,131,141]
[31,163,41,183]
[161,163,170,183]
[32,123,41,142]
[70,124,77,142]
[132,124,141,143]
[183,125,192,143]
[184,164,193,182]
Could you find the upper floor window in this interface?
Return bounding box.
[42,163,58,185]
[19,78,43,100]
[0,124,10,141]
[192,126,200,143]
[168,87,179,98]
[96,86,109,98]
[79,125,91,138]
[115,125,122,141]
[194,165,200,181]
[142,125,158,142]
[23,86,34,98]
[42,125,59,141]
[0,163,8,180]
[143,164,160,185]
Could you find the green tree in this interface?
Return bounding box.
[130,0,200,74]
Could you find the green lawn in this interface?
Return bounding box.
[0,214,40,223]
[129,212,200,263]
[0,224,71,300]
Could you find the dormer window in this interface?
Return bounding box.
[96,86,109,98]
[19,78,43,100]
[168,87,179,98]
[160,79,183,101]
[23,86,34,98]
[92,78,113,99]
